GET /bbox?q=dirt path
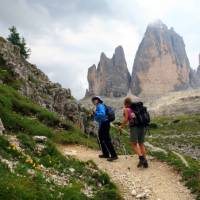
[58,145,195,200]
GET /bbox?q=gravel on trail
[58,145,195,200]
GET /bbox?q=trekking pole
[111,124,128,158]
[96,134,102,151]
[86,130,90,149]
[110,123,129,135]
[119,129,128,159]
[145,127,151,136]
[120,129,127,156]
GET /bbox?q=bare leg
[139,143,147,158]
[131,143,142,156]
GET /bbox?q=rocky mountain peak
[100,52,108,61]
[114,45,125,56]
[197,65,200,75]
[198,54,200,73]
[85,21,199,98]
[88,64,96,72]
[130,21,191,96]
[85,46,130,97]
[188,54,200,88]
[113,45,126,67]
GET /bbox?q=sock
[139,156,145,161]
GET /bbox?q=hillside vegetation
[0,82,121,200]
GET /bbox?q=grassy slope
[0,82,121,200]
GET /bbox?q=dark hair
[124,97,132,106]
[91,96,103,103]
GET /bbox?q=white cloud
[136,0,178,21]
[0,0,200,99]
[29,17,140,98]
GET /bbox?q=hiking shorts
[130,126,145,144]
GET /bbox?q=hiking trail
[58,145,195,200]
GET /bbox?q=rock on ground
[0,118,5,135]
[33,136,48,143]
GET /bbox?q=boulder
[0,118,5,135]
[33,136,48,143]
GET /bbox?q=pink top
[125,107,135,122]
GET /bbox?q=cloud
[0,0,199,99]
[0,0,50,33]
[29,17,140,98]
[135,0,178,21]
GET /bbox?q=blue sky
[0,0,199,99]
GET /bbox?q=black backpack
[104,104,115,122]
[130,102,150,127]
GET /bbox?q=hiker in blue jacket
[91,96,118,161]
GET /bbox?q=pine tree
[20,37,31,59]
[7,26,31,59]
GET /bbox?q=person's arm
[94,104,106,122]
[119,108,129,129]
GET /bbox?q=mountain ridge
[85,20,200,98]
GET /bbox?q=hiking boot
[137,160,144,168]
[99,155,109,158]
[143,159,149,168]
[107,156,118,162]
[137,156,145,168]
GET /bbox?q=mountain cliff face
[130,20,191,96]
[190,66,200,88]
[0,37,93,133]
[85,46,131,97]
[198,66,200,79]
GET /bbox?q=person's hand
[89,110,95,116]
[90,110,94,115]
[89,110,95,120]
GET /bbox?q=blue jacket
[94,103,108,126]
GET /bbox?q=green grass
[110,126,132,155]
[111,114,200,199]
[0,65,25,89]
[147,115,200,199]
[148,150,200,199]
[149,115,200,136]
[0,82,121,200]
[0,134,120,200]
[0,83,97,148]
[147,115,200,155]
